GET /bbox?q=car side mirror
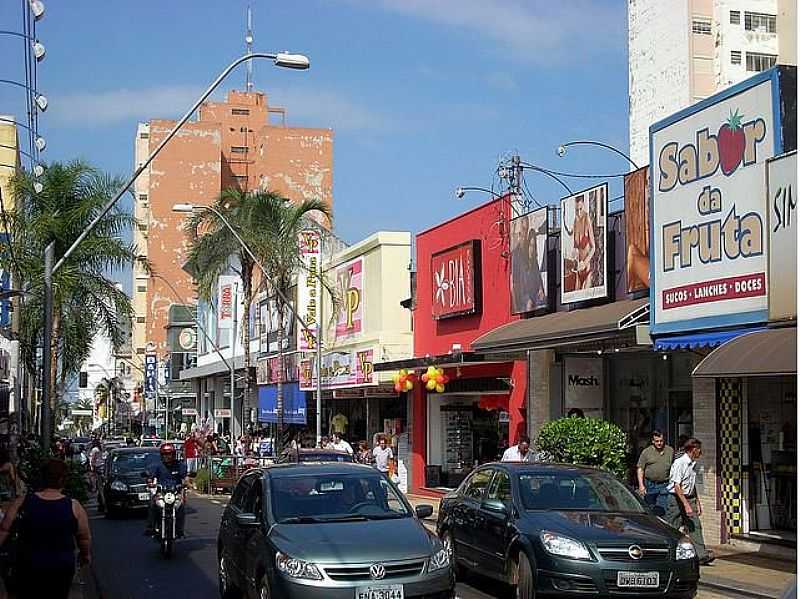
[483,499,509,515]
[415,504,434,519]
[235,513,260,528]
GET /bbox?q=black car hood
[270,518,435,563]
[520,511,681,545]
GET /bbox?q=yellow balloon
[435,384,445,393]
[392,373,401,384]
[426,379,437,391]
[400,369,408,377]
[426,366,437,376]
[404,380,413,391]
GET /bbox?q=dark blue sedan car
[437,463,699,598]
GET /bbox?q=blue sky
[0,0,630,255]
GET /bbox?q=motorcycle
[147,481,184,558]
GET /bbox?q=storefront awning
[374,351,498,372]
[693,327,797,378]
[654,328,762,350]
[471,298,648,352]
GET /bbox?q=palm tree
[185,189,330,444]
[0,161,142,437]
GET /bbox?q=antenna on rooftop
[245,5,254,91]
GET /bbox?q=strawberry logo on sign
[718,109,747,175]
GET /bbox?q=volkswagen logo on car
[369,563,386,580]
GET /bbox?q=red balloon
[394,383,403,392]
[421,373,430,382]
[442,375,450,384]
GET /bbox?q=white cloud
[354,0,623,63]
[49,85,207,127]
[486,72,519,93]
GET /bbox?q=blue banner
[145,354,157,396]
[258,382,306,424]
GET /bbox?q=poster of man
[561,183,608,303]
[510,207,549,314]
[624,166,650,292]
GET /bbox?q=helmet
[160,443,176,458]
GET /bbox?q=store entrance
[426,395,507,490]
[745,376,796,537]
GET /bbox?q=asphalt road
[87,493,732,599]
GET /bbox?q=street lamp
[0,117,47,155]
[0,31,46,62]
[455,186,503,200]
[39,50,310,452]
[172,202,324,447]
[556,140,639,170]
[28,0,45,20]
[0,80,47,113]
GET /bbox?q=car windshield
[518,471,646,514]
[111,452,159,474]
[271,473,411,523]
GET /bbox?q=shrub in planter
[536,417,627,479]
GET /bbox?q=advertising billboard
[510,207,549,314]
[650,71,781,334]
[624,166,651,293]
[299,347,376,391]
[258,290,295,354]
[431,240,481,319]
[335,256,364,340]
[297,229,321,351]
[561,183,608,304]
[767,151,797,322]
[217,276,238,330]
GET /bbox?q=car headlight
[428,548,450,572]
[163,492,176,505]
[540,531,592,560]
[676,536,697,560]
[275,552,323,580]
[110,480,128,492]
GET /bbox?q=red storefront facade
[401,195,528,493]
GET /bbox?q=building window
[139,132,149,139]
[746,51,777,72]
[136,316,146,323]
[731,50,742,65]
[730,10,741,25]
[744,11,777,33]
[230,146,248,154]
[692,18,712,35]
[231,108,250,116]
[137,285,147,293]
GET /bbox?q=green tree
[536,417,628,479]
[0,161,141,437]
[185,189,330,443]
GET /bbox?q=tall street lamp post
[39,51,310,452]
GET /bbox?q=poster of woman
[561,183,608,303]
[510,207,549,314]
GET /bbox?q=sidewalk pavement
[405,494,797,598]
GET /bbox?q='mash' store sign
[650,71,783,334]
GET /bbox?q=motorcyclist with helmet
[144,443,188,538]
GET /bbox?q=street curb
[699,574,786,599]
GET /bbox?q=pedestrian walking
[356,441,373,465]
[184,434,199,475]
[501,435,536,462]
[665,438,715,565]
[331,432,354,455]
[372,437,394,473]
[636,430,673,511]
[0,459,92,599]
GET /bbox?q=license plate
[355,585,404,599]
[138,493,150,501]
[617,571,659,588]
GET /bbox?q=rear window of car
[518,472,646,513]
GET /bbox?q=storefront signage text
[299,348,376,390]
[336,257,364,339]
[297,230,321,351]
[767,151,797,321]
[651,74,778,334]
[217,275,238,330]
[431,240,481,319]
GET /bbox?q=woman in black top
[0,459,92,598]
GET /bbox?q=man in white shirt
[372,436,394,474]
[666,438,714,565]
[501,435,535,463]
[331,432,354,455]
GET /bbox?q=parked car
[277,448,354,464]
[99,447,162,517]
[218,462,454,599]
[437,463,700,598]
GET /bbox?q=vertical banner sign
[335,257,364,340]
[431,240,481,319]
[510,207,549,314]
[561,183,608,303]
[144,354,157,398]
[650,72,777,334]
[297,230,321,351]
[767,151,797,322]
[624,166,651,293]
[217,275,238,330]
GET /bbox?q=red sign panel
[431,240,481,319]
[662,272,766,310]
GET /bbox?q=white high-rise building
[628,0,794,167]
